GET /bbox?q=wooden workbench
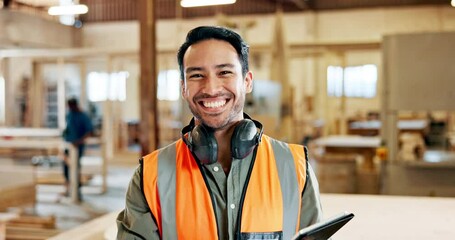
[313,135,381,169]
[0,135,79,203]
[348,119,428,136]
[0,127,108,203]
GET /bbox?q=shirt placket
[207,163,228,239]
[227,160,240,240]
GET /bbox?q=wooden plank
[48,211,119,240]
[0,139,63,150]
[6,226,60,240]
[0,213,18,240]
[3,214,59,240]
[31,61,43,128]
[0,48,137,58]
[7,215,55,229]
[35,172,92,185]
[0,128,61,137]
[0,167,36,212]
[0,185,36,212]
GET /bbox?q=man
[62,98,93,201]
[116,26,324,239]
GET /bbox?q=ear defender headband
[181,113,263,165]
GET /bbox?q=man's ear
[244,71,253,93]
[181,79,187,98]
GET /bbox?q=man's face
[181,39,253,130]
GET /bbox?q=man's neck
[213,126,235,175]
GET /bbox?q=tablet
[292,211,355,240]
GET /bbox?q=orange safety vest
[142,135,307,240]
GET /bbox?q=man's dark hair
[67,98,80,111]
[177,26,250,80]
[67,98,78,107]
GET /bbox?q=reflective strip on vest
[142,135,306,240]
[271,138,306,239]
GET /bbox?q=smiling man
[116,26,324,240]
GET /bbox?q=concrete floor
[32,164,137,231]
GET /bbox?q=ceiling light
[452,0,455,7]
[48,4,88,15]
[180,0,236,8]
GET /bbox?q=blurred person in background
[62,97,93,202]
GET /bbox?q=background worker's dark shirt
[64,111,93,143]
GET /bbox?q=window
[327,66,344,97]
[87,71,128,102]
[327,64,378,98]
[157,70,180,101]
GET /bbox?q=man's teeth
[203,100,226,108]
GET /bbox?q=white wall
[81,21,139,50]
[0,10,79,48]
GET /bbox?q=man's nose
[202,74,222,94]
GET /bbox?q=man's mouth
[201,100,227,108]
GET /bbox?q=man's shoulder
[69,111,90,119]
[262,134,304,147]
[142,139,182,161]
[261,134,307,154]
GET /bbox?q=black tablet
[292,211,355,240]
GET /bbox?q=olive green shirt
[116,151,324,240]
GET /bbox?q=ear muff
[189,124,218,165]
[181,114,263,165]
[231,119,261,159]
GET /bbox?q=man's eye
[189,74,203,79]
[219,71,232,75]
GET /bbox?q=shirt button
[213,166,219,172]
[230,204,235,209]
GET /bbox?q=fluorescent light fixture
[180,0,236,8]
[48,4,88,15]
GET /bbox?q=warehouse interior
[1,0,455,239]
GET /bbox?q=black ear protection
[181,113,263,165]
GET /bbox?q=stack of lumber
[4,214,60,240]
[0,166,36,212]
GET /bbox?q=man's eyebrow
[215,64,235,69]
[186,64,234,73]
[185,67,204,73]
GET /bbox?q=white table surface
[0,139,64,149]
[314,135,382,148]
[0,128,62,137]
[349,120,428,130]
[321,193,455,240]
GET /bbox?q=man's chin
[200,120,225,130]
[199,116,230,130]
